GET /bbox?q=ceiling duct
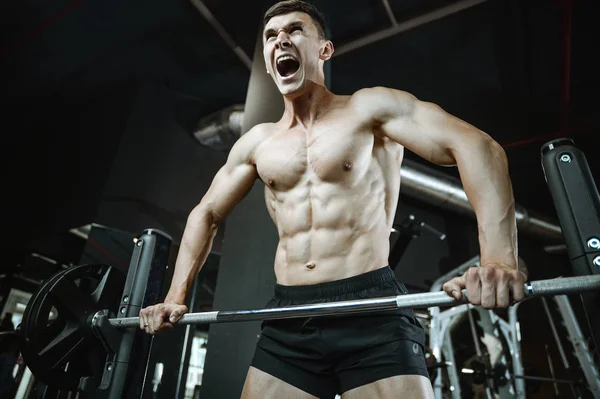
[192,106,563,242]
[193,105,245,152]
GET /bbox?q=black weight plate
[20,264,125,390]
[19,268,69,338]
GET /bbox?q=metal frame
[429,302,468,398]
[193,0,494,75]
[189,0,252,70]
[334,0,491,57]
[490,303,525,398]
[429,256,480,398]
[381,0,398,26]
[554,295,600,398]
[429,302,526,399]
[428,256,526,398]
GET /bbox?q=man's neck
[281,82,333,129]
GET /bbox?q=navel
[305,262,316,270]
[343,161,353,171]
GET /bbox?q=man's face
[263,12,328,96]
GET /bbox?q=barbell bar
[107,274,600,329]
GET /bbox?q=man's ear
[319,40,334,61]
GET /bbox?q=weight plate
[20,264,125,390]
[19,268,69,342]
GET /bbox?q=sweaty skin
[140,9,526,351]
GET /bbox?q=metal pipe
[193,104,245,151]
[540,297,570,369]
[334,0,490,57]
[553,295,600,396]
[109,275,600,328]
[400,160,563,241]
[381,0,398,26]
[189,0,252,70]
[513,375,577,385]
[467,308,494,399]
[545,344,561,396]
[467,309,484,357]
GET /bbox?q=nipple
[343,161,353,171]
[306,262,316,270]
[268,179,276,187]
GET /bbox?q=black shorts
[250,266,428,398]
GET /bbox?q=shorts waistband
[274,266,395,301]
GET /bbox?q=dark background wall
[1,0,598,397]
[3,0,597,283]
[93,82,228,246]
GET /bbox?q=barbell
[108,274,600,328]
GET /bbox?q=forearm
[165,207,219,304]
[455,139,518,268]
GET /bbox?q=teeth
[277,55,297,65]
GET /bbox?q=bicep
[199,161,257,222]
[195,130,262,222]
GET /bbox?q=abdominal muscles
[269,162,393,286]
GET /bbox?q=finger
[150,307,168,333]
[139,310,146,330]
[466,267,481,306]
[140,310,150,331]
[142,313,151,334]
[443,276,466,300]
[152,306,170,332]
[143,308,157,334]
[479,267,496,309]
[495,272,510,308]
[511,271,526,302]
[169,307,185,324]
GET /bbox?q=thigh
[241,366,319,399]
[341,375,434,399]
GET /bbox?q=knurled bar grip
[108,274,600,329]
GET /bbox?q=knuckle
[514,270,526,281]
[480,267,495,279]
[467,273,479,284]
[469,297,481,306]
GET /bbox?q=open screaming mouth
[276,55,300,77]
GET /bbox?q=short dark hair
[263,1,327,39]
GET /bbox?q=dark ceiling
[1,0,598,282]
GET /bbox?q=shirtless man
[139,1,527,397]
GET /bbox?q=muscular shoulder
[229,123,274,165]
[243,122,275,143]
[349,86,417,123]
